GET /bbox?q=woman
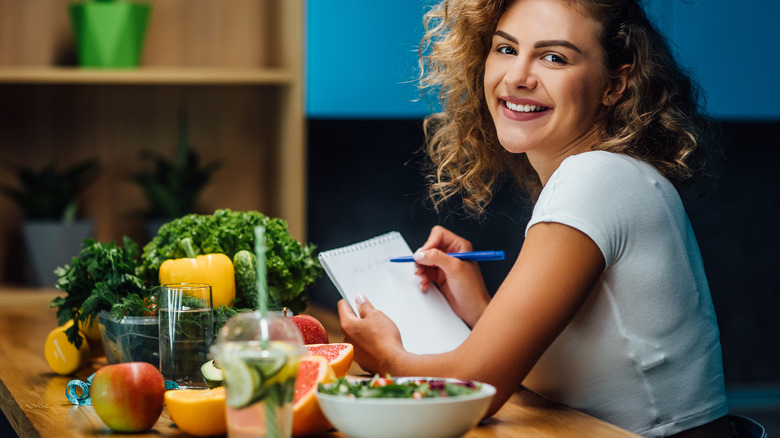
[337,0,730,436]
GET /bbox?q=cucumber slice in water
[201,360,224,388]
[217,342,293,408]
[222,357,263,408]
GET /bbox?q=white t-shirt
[523,151,728,437]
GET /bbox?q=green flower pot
[69,0,152,68]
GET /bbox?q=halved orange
[292,356,335,436]
[305,343,354,378]
[165,387,227,437]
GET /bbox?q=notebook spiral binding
[319,231,401,257]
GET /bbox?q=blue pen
[389,250,505,263]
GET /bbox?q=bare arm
[339,222,605,416]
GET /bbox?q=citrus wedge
[292,356,335,436]
[305,343,354,378]
[165,387,227,437]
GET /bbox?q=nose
[504,57,537,90]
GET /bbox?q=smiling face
[484,0,611,171]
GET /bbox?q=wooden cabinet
[0,0,306,283]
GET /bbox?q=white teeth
[505,101,545,112]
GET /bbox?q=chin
[496,136,533,154]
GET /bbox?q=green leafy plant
[0,158,101,222]
[129,111,222,221]
[51,236,154,349]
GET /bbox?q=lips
[499,98,551,121]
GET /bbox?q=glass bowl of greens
[98,310,159,365]
[316,375,496,438]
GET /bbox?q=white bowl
[315,377,496,438]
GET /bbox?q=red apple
[289,314,329,344]
[90,362,166,432]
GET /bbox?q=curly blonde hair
[419,0,712,217]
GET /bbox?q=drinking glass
[159,283,214,389]
[211,311,306,438]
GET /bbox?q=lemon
[43,324,90,376]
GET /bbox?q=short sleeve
[525,152,653,267]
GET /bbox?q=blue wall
[306,0,780,120]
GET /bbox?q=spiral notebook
[318,231,471,355]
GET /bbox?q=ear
[601,64,631,106]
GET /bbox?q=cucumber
[201,360,224,388]
[221,356,263,408]
[216,344,292,408]
[233,250,258,308]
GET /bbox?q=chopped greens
[318,375,481,399]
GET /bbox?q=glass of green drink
[211,311,305,438]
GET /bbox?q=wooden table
[0,286,639,438]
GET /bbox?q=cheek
[563,73,605,117]
[483,57,502,96]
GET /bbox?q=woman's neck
[528,128,602,186]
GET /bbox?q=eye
[542,53,567,64]
[496,45,517,56]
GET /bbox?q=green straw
[254,226,281,438]
[254,226,269,317]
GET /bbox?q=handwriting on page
[351,258,389,275]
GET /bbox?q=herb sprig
[50,237,154,348]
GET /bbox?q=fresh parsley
[50,237,153,348]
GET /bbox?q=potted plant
[68,0,152,68]
[129,110,222,239]
[0,158,102,287]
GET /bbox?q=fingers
[419,225,473,253]
[419,225,448,251]
[337,298,356,320]
[337,294,375,320]
[413,248,465,271]
[353,293,375,318]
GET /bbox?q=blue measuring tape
[65,374,94,405]
[65,374,179,405]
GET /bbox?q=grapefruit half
[305,343,354,377]
[292,356,335,436]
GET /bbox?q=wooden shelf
[0,67,294,85]
[0,0,307,285]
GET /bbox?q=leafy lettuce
[141,209,322,314]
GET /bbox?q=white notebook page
[318,231,471,355]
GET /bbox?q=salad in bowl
[316,375,496,438]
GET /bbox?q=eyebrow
[493,30,583,54]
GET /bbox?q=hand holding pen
[390,250,505,263]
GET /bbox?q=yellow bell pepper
[159,238,236,308]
